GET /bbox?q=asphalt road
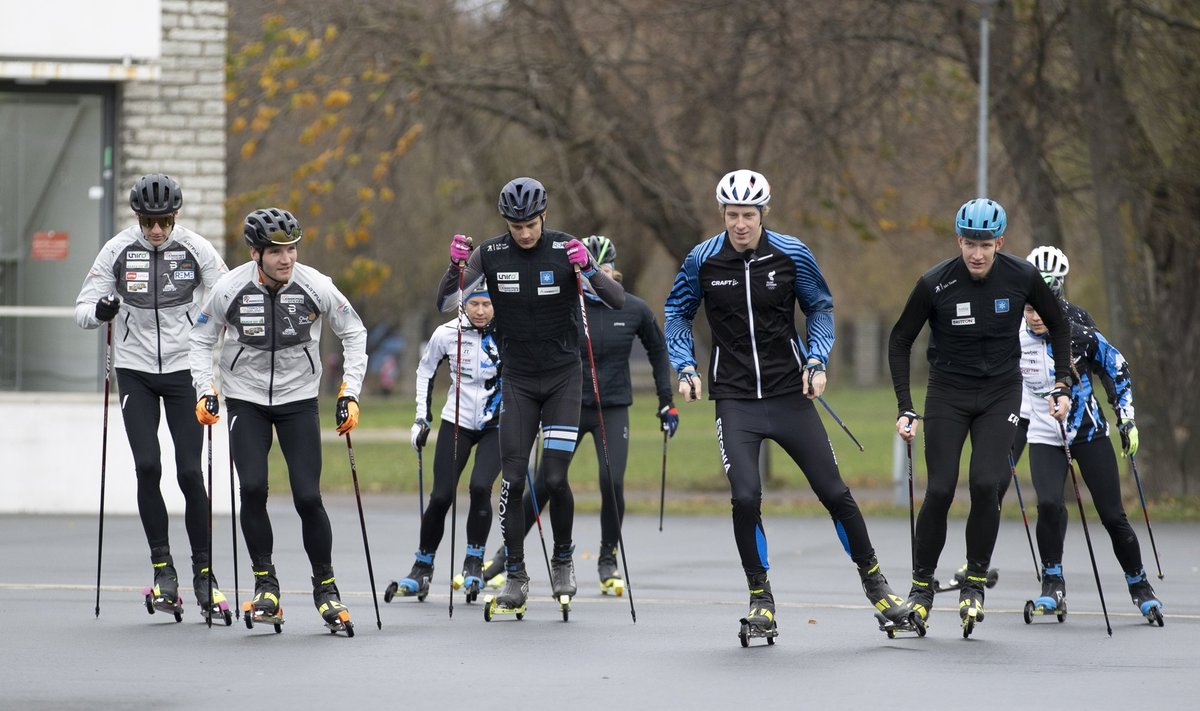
[2,495,1196,710]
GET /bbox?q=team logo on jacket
[242,294,264,304]
[956,302,971,316]
[126,250,149,260]
[994,299,1010,313]
[496,272,519,281]
[765,270,777,290]
[710,279,739,287]
[539,271,554,285]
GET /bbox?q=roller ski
[933,564,999,594]
[313,569,353,637]
[193,561,232,626]
[897,573,935,636]
[738,573,778,647]
[1126,570,1164,627]
[1023,564,1066,624]
[451,545,486,603]
[384,550,433,603]
[861,559,923,638]
[597,542,625,596]
[958,570,988,638]
[481,548,506,589]
[142,554,184,623]
[242,565,284,633]
[483,563,529,622]
[550,543,577,621]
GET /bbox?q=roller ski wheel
[1144,605,1165,627]
[323,609,354,637]
[1022,598,1067,624]
[456,551,485,604]
[241,601,284,633]
[384,573,431,603]
[738,618,778,647]
[482,594,525,622]
[1127,571,1164,627]
[600,576,625,596]
[933,567,999,594]
[452,573,483,604]
[142,587,184,623]
[557,594,572,622]
[201,600,234,627]
[959,595,985,639]
[875,610,926,639]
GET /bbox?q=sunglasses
[138,215,176,230]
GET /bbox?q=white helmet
[716,169,771,207]
[1027,245,1070,277]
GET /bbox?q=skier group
[75,170,1164,641]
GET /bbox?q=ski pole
[1128,455,1163,579]
[449,263,465,618]
[229,424,239,614]
[906,438,916,571]
[94,321,113,618]
[524,429,553,588]
[798,344,863,451]
[205,424,214,628]
[576,266,636,622]
[416,446,425,518]
[1009,455,1041,582]
[658,430,668,532]
[345,433,383,630]
[1059,422,1112,636]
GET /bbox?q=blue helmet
[955,198,1007,239]
[497,177,548,221]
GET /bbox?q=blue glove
[657,404,679,438]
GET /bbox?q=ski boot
[313,568,353,637]
[142,551,184,622]
[959,569,988,638]
[904,571,935,630]
[242,564,283,633]
[483,563,529,622]
[384,550,433,603]
[1126,569,1164,627]
[452,544,486,603]
[192,559,232,626]
[861,558,922,638]
[933,563,999,594]
[738,573,778,647]
[597,541,624,596]
[1023,564,1066,624]
[550,543,577,621]
[481,547,506,588]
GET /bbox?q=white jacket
[416,316,501,431]
[75,225,226,373]
[190,261,367,406]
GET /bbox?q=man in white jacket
[75,173,228,622]
[189,207,367,634]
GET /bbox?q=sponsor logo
[1007,413,1020,426]
[280,316,298,336]
[498,284,520,293]
[243,325,265,337]
[126,260,149,269]
[994,298,1010,313]
[485,242,508,252]
[280,294,304,304]
[240,306,265,314]
[240,316,265,325]
[765,269,777,290]
[164,250,186,260]
[126,271,148,282]
[539,271,554,285]
[951,317,975,326]
[287,304,297,314]
[934,279,958,293]
[298,313,315,325]
[709,279,739,287]
[496,271,519,281]
[128,283,148,293]
[197,311,209,324]
[613,321,626,327]
[552,241,567,249]
[125,250,149,260]
[173,270,194,280]
[242,294,264,304]
[956,302,971,317]
[538,286,560,295]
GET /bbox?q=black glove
[657,404,680,438]
[898,409,922,431]
[410,417,431,452]
[95,295,121,322]
[335,395,360,434]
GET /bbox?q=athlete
[189,207,367,634]
[386,284,502,603]
[1019,303,1161,623]
[888,197,1073,635]
[665,169,909,642]
[75,173,229,620]
[480,235,677,596]
[437,178,624,616]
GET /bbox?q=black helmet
[497,177,548,221]
[583,235,616,265]
[129,174,183,216]
[243,208,303,249]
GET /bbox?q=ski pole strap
[898,409,923,430]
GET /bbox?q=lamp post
[976,0,998,197]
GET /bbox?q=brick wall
[119,1,228,255]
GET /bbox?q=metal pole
[976,0,995,197]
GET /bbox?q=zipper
[743,260,762,398]
[268,289,277,405]
[152,246,162,372]
[712,347,720,383]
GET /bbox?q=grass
[267,386,1200,519]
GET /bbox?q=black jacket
[579,292,674,409]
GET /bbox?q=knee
[133,458,163,482]
[292,489,324,518]
[541,461,570,492]
[968,480,1000,506]
[468,483,492,502]
[240,481,268,510]
[1036,501,1063,521]
[730,491,761,516]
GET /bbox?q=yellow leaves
[340,256,392,297]
[323,89,353,109]
[394,123,425,158]
[231,116,248,134]
[324,25,339,42]
[347,153,362,167]
[299,113,341,145]
[878,218,899,232]
[259,73,280,99]
[240,139,258,161]
[337,126,354,146]
[251,105,280,133]
[371,161,390,183]
[243,41,265,58]
[291,91,318,110]
[283,78,298,91]
[379,187,395,203]
[357,187,376,202]
[304,39,322,61]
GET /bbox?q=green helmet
[583,235,616,266]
